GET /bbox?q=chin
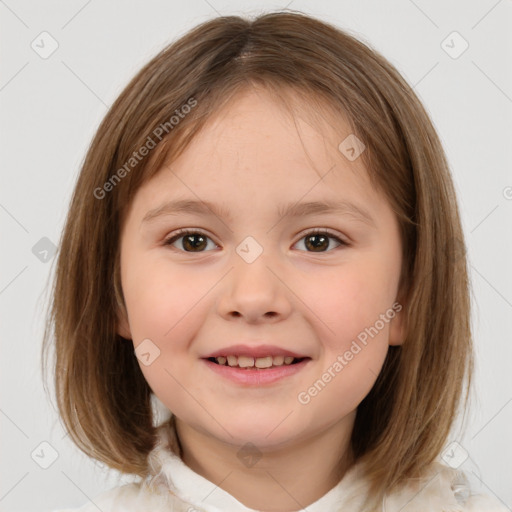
[217,416,301,449]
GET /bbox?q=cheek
[121,256,212,414]
[298,263,396,410]
[306,262,396,347]
[305,341,389,416]
[299,277,392,409]
[122,255,211,342]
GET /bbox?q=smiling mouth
[206,355,309,369]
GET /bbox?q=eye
[164,229,218,253]
[293,228,347,253]
[163,228,348,253]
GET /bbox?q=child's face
[117,87,404,450]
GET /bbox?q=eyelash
[163,228,348,253]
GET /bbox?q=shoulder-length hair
[42,10,473,509]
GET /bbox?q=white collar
[145,422,368,512]
[152,445,363,512]
[143,421,502,512]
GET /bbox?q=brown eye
[294,230,346,253]
[164,230,217,252]
[164,229,347,254]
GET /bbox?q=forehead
[197,86,357,164]
[125,85,388,226]
[164,88,369,185]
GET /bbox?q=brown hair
[42,10,473,509]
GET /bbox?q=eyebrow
[141,198,376,227]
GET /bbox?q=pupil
[306,234,328,252]
[184,234,207,251]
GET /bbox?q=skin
[117,86,405,511]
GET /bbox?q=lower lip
[202,358,311,385]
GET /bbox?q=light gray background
[1,1,511,511]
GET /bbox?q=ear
[116,308,132,340]
[114,272,132,340]
[388,298,406,347]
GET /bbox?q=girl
[44,10,507,512]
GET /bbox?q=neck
[173,413,355,512]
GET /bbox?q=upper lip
[203,344,310,359]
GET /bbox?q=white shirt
[54,423,508,512]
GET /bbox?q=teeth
[255,356,273,368]
[238,356,254,368]
[273,355,284,366]
[214,355,298,368]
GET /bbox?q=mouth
[201,344,312,385]
[205,355,310,370]
[201,355,312,386]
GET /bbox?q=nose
[216,249,293,324]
